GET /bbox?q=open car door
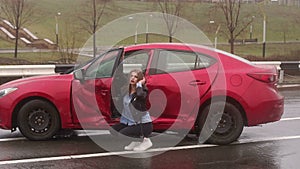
[71,48,123,129]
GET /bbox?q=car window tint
[85,50,120,79]
[195,53,216,69]
[122,50,150,74]
[156,50,215,74]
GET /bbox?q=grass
[0,52,63,64]
[218,42,300,60]
[0,0,300,63]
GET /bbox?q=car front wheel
[17,99,61,140]
[198,102,244,145]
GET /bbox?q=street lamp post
[135,23,139,45]
[249,16,255,39]
[146,19,149,43]
[145,14,153,43]
[55,12,61,48]
[262,15,266,58]
[210,21,220,48]
[128,16,139,45]
[250,24,253,39]
[214,24,221,48]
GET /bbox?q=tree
[59,20,78,64]
[215,0,254,54]
[156,0,183,43]
[0,0,35,58]
[78,0,109,58]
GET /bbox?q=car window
[122,50,150,74]
[155,50,215,74]
[85,49,121,79]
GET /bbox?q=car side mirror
[73,69,85,83]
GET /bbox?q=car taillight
[247,73,278,83]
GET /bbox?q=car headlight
[0,87,18,98]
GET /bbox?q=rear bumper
[246,97,284,126]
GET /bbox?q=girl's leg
[140,122,153,138]
[118,125,143,150]
[110,123,127,136]
[119,124,142,137]
[133,123,153,151]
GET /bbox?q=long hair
[128,69,144,94]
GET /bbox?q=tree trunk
[230,33,234,54]
[230,40,234,54]
[169,36,172,43]
[93,33,96,58]
[14,29,19,58]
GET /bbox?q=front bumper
[0,97,14,130]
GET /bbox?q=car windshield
[65,49,119,74]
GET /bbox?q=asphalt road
[0,88,299,169]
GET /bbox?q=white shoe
[133,138,152,151]
[124,141,141,151]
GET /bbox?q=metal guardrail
[0,61,299,80]
[0,65,55,77]
[0,64,76,77]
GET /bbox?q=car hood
[0,74,74,89]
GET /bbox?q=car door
[146,49,218,129]
[110,49,152,117]
[71,48,123,128]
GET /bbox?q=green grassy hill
[0,0,300,61]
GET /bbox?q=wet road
[0,88,299,169]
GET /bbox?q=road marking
[1,135,300,165]
[280,117,300,121]
[236,135,300,144]
[0,130,109,142]
[0,117,300,143]
[0,137,26,142]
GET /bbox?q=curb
[278,84,300,90]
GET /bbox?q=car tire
[198,102,244,145]
[17,99,61,140]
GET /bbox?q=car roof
[124,43,213,52]
[123,43,252,65]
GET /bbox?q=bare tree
[216,0,254,54]
[0,0,35,58]
[78,0,109,57]
[156,0,183,42]
[59,21,78,64]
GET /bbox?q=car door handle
[100,89,108,96]
[96,88,108,96]
[189,80,206,86]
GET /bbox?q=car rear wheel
[198,102,244,145]
[17,100,61,140]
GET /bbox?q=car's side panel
[2,75,74,129]
[71,77,112,129]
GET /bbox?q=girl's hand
[139,77,146,85]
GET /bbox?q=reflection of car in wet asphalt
[0,43,283,145]
[0,88,299,168]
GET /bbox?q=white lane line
[280,117,300,121]
[1,117,300,142]
[0,130,109,142]
[0,144,217,165]
[236,135,300,144]
[0,137,26,142]
[1,135,300,165]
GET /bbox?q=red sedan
[0,43,284,144]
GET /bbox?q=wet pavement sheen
[0,89,299,169]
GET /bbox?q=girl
[111,69,153,151]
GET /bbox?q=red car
[0,43,284,144]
